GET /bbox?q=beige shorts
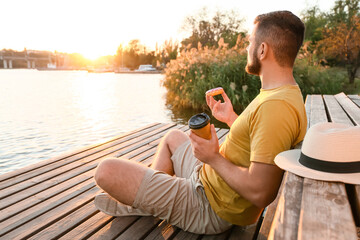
[132,141,232,234]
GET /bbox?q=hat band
[299,152,360,174]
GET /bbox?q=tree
[180,8,246,50]
[329,0,360,26]
[317,0,360,84]
[157,39,179,67]
[115,44,125,68]
[114,40,156,70]
[301,6,328,43]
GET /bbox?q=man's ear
[258,42,269,61]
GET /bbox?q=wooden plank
[258,182,284,240]
[113,124,184,157]
[27,201,99,239]
[143,220,179,240]
[201,227,232,240]
[0,124,234,240]
[141,127,229,167]
[298,179,358,240]
[0,178,96,237]
[0,123,162,183]
[131,125,189,156]
[0,123,171,195]
[323,95,354,125]
[0,169,95,222]
[0,124,180,208]
[268,172,304,240]
[1,124,186,238]
[115,216,162,240]
[309,95,328,127]
[0,186,102,239]
[258,96,310,240]
[322,94,360,232]
[0,123,175,192]
[172,230,199,240]
[348,94,360,108]
[87,216,139,240]
[346,184,360,227]
[356,185,360,225]
[58,212,114,240]
[335,92,360,125]
[228,224,257,240]
[305,94,311,130]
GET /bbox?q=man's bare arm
[209,157,283,208]
[189,125,284,208]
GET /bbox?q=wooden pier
[0,122,260,239]
[0,93,359,239]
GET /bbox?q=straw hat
[275,122,360,185]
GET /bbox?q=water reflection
[0,70,230,175]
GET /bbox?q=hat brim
[275,149,360,185]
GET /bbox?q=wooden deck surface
[1,93,359,240]
[0,122,259,239]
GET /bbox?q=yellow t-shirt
[199,85,307,225]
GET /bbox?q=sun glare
[82,50,109,61]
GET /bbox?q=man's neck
[259,65,297,90]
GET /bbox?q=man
[94,10,307,234]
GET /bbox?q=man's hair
[254,11,305,67]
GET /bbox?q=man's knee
[164,129,189,154]
[95,158,122,190]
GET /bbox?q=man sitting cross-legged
[94,10,307,234]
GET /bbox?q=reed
[163,38,345,112]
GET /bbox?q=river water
[0,70,180,175]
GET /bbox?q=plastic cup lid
[188,113,210,129]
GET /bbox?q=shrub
[294,58,345,97]
[163,38,346,113]
[162,38,260,112]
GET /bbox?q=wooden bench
[258,93,360,240]
[0,93,359,239]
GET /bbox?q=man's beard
[245,50,261,76]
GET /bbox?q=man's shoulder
[257,86,304,110]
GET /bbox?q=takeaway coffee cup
[188,113,211,140]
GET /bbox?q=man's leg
[94,129,189,205]
[95,158,147,206]
[150,129,189,175]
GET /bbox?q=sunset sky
[1,0,334,60]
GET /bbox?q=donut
[206,87,224,96]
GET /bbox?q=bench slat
[309,95,328,127]
[324,95,354,125]
[258,95,310,239]
[298,179,358,240]
[267,172,303,239]
[348,94,360,108]
[335,93,360,125]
